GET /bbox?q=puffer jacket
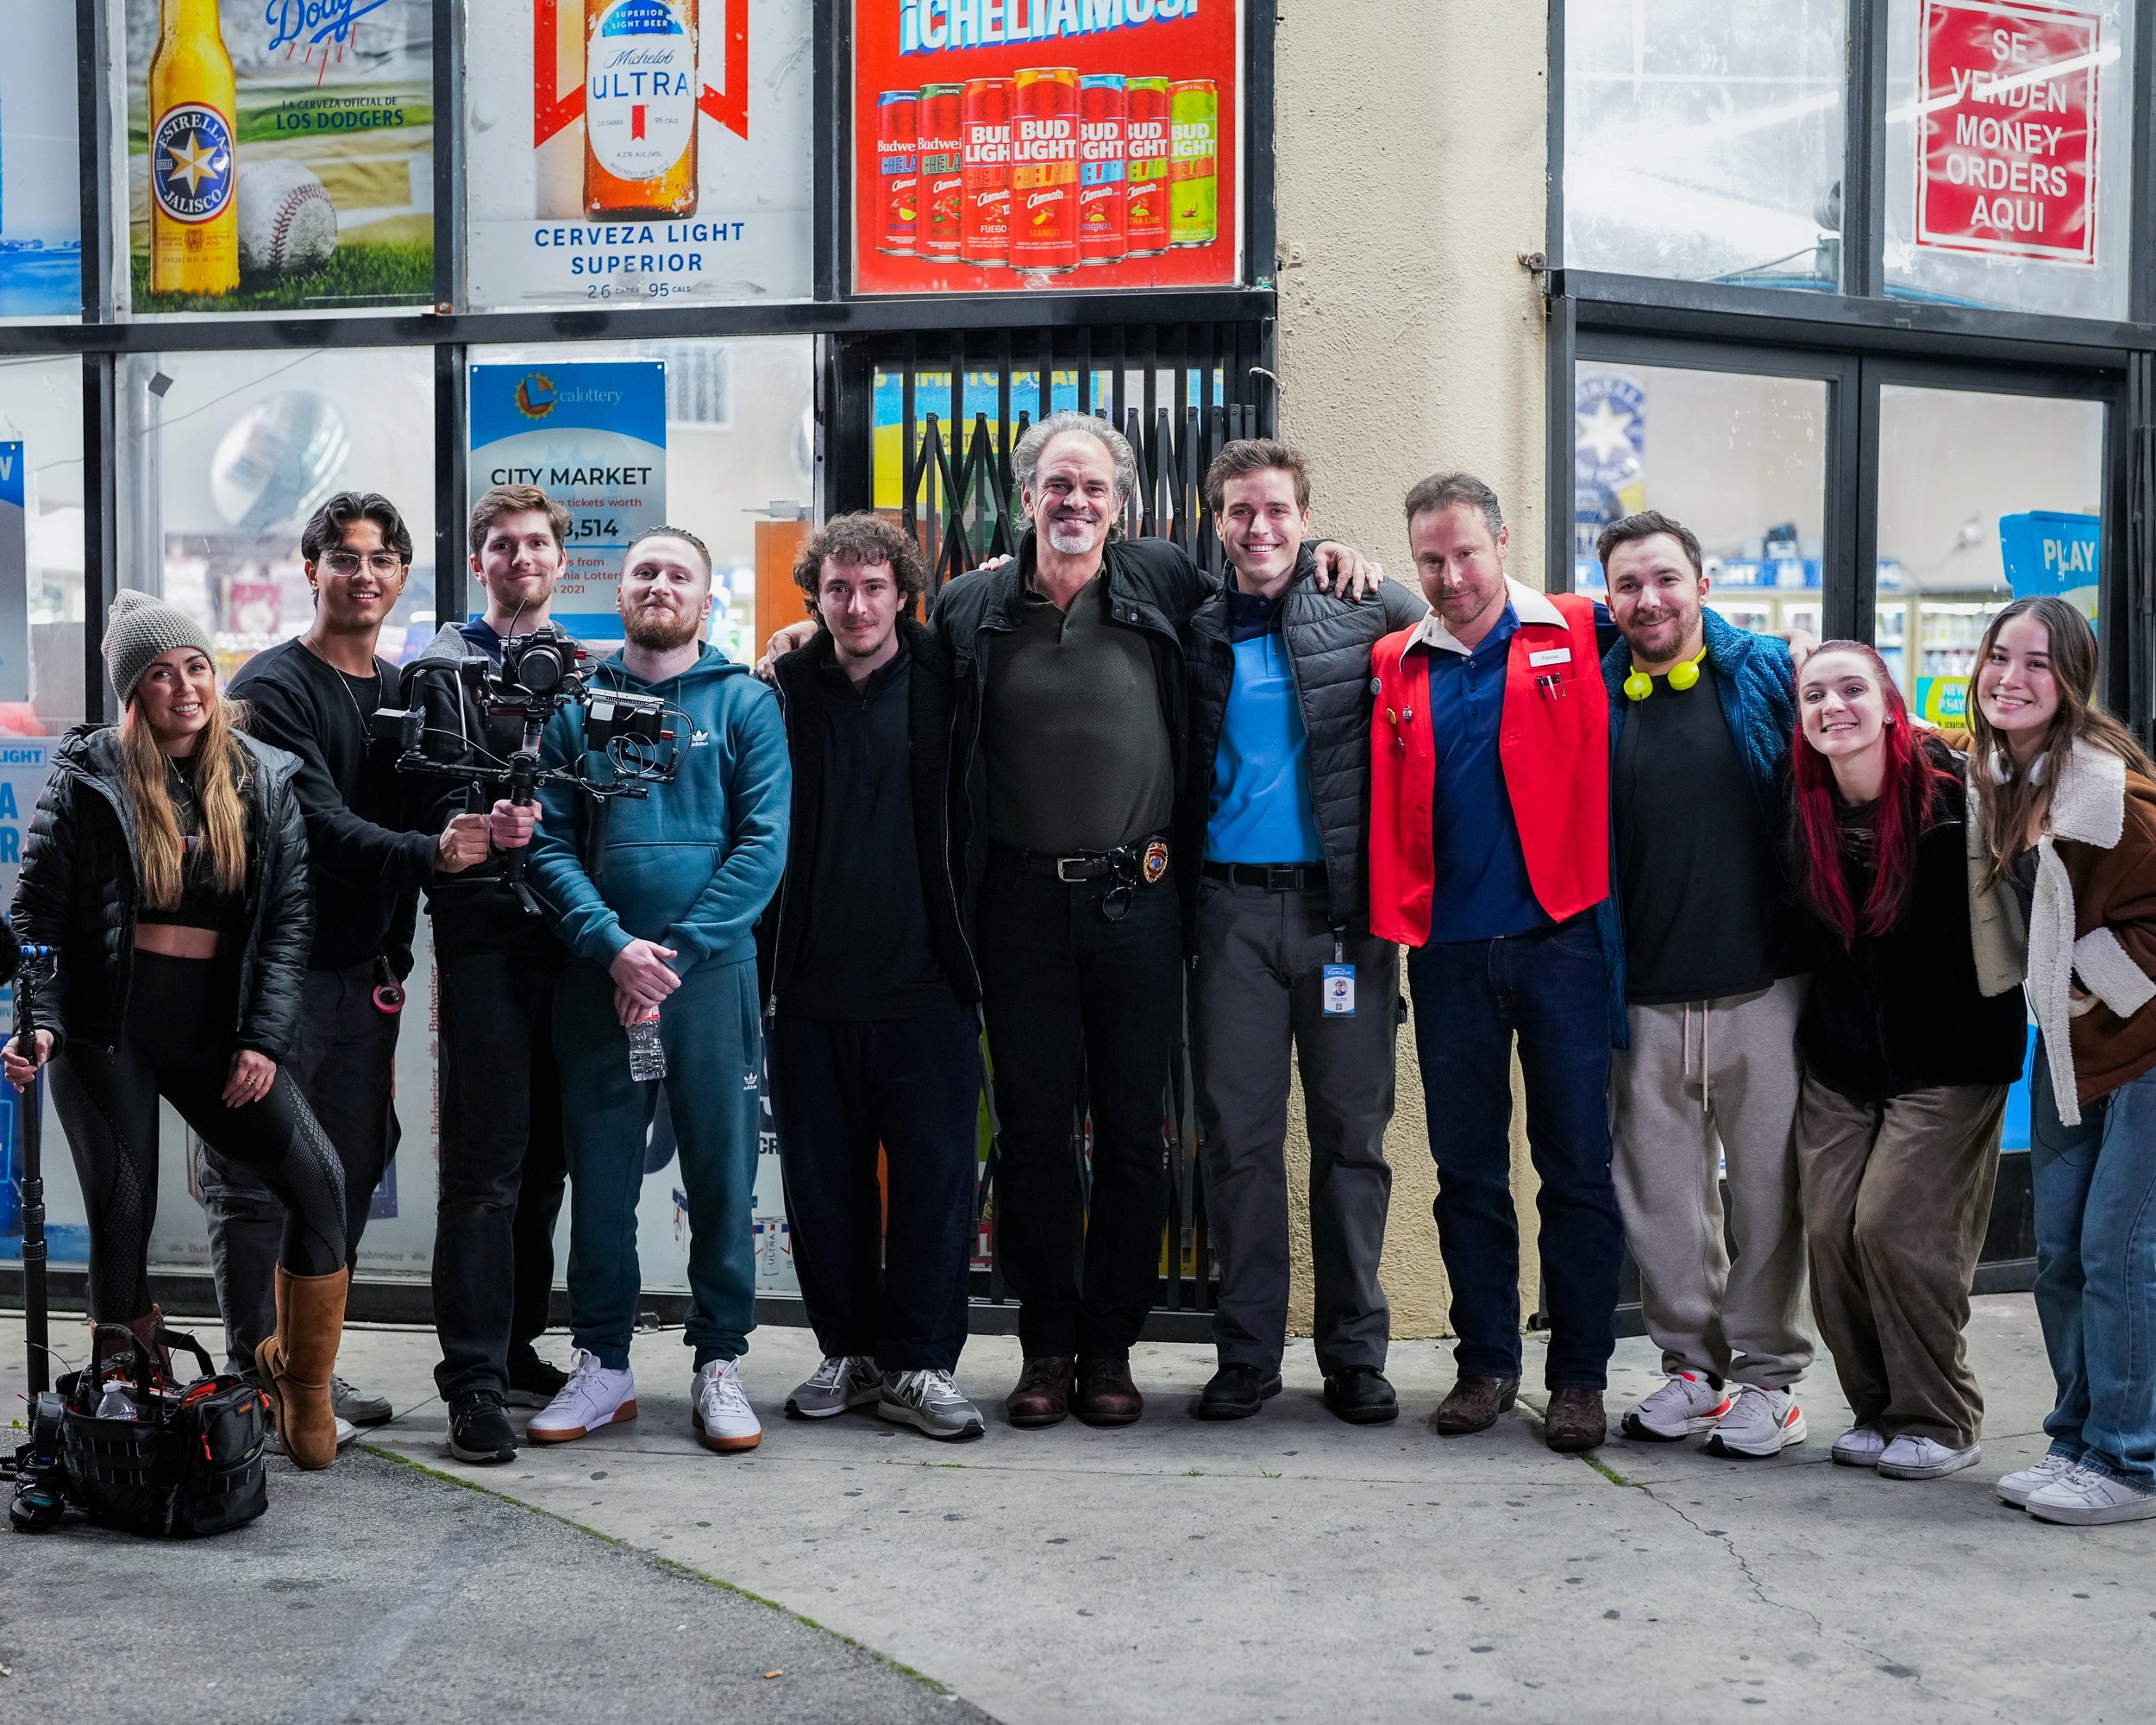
[1180,543,1426,944]
[9,726,314,1061]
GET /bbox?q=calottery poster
[125,0,434,315]
[0,1,82,319]
[467,362,667,641]
[463,1,812,310]
[851,0,1241,294]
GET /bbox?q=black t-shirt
[785,645,954,1021]
[1614,662,1783,1005]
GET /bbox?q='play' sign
[1917,0,2102,267]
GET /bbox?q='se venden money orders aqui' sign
[852,0,1240,294]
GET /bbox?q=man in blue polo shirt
[1182,440,1425,1425]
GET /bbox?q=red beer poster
[852,0,1240,293]
[1915,0,2101,266]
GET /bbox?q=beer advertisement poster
[467,362,668,642]
[851,1,1242,294]
[125,0,435,315]
[462,1,813,310]
[0,0,83,319]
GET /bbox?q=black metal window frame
[1545,0,2156,736]
[0,0,1279,728]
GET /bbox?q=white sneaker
[1877,1433,1981,1480]
[693,1358,762,1453]
[879,1369,987,1441]
[1703,1386,1808,1458]
[785,1354,881,1420]
[527,1348,637,1445]
[1619,1372,1733,1442]
[2026,1462,2156,1527]
[1831,1424,1889,1468]
[1999,1452,2081,1509]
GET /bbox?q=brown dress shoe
[1433,1374,1520,1435]
[1006,1355,1076,1428]
[1545,1386,1608,1452]
[1072,1356,1144,1427]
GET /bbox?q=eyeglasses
[320,550,405,578]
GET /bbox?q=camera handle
[11,944,53,1397]
[500,716,546,919]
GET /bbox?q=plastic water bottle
[628,1011,666,1082]
[97,1380,136,1421]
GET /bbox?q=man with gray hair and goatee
[932,412,1379,1428]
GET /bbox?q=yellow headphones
[1623,648,1706,703]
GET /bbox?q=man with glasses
[209,492,493,1436]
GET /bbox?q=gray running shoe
[878,1369,986,1441]
[271,1414,358,1455]
[331,1374,393,1427]
[785,1355,881,1420]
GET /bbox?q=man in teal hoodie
[518,526,790,1453]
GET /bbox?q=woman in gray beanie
[5,593,354,1471]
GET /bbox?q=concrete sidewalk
[9,1296,2154,1723]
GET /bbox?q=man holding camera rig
[400,484,582,1465]
[213,492,495,1435]
[523,526,790,1453]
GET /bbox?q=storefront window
[0,0,84,321]
[1874,383,2103,719]
[467,337,815,663]
[1572,360,1828,643]
[1883,0,2133,320]
[1564,1,1846,291]
[0,358,87,733]
[116,348,437,681]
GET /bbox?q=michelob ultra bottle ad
[126,0,434,314]
[461,0,812,310]
[852,0,1239,294]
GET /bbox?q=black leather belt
[991,837,1170,885]
[1202,862,1324,891]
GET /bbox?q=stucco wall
[1270,1,1552,1340]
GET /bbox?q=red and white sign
[1917,0,2102,266]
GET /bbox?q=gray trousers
[1610,978,1813,1390]
[1192,876,1398,1376]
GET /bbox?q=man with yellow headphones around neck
[1599,510,1812,1463]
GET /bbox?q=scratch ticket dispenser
[1999,511,2101,627]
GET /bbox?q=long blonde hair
[121,686,252,909]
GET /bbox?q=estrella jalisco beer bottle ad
[850,0,1239,294]
[127,0,434,314]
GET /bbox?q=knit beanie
[104,587,218,704]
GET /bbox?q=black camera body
[459,620,591,720]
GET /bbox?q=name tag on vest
[1528,648,1572,668]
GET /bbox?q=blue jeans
[2030,1040,2156,1485]
[1407,918,1622,1389]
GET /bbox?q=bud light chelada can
[1169,78,1219,249]
[960,76,1014,267]
[1078,73,1128,266]
[1124,76,1171,258]
[1011,66,1080,273]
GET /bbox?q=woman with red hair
[1788,643,2026,1484]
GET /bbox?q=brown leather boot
[1006,1355,1076,1428]
[1072,1356,1144,1427]
[1433,1374,1520,1435]
[256,1265,350,1471]
[1544,1387,1608,1453]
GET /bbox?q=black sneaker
[505,1348,571,1409]
[1323,1365,1400,1425]
[448,1389,519,1465]
[1193,1363,1282,1421]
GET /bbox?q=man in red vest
[1369,472,1623,1452]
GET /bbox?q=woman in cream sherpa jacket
[1968,596,2156,1527]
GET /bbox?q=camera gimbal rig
[5,932,67,1533]
[370,624,679,919]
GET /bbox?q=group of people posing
[8,413,2154,1533]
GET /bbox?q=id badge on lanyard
[1323,937,1355,1017]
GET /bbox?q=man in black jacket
[400,483,579,1463]
[1181,440,1426,1426]
[214,491,493,1428]
[761,513,986,1442]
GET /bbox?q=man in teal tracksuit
[518,525,790,1452]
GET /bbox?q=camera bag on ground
[53,1321,270,1537]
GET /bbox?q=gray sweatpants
[1609,977,1813,1390]
[1192,876,1398,1377]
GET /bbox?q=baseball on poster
[852,0,1241,294]
[462,0,812,309]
